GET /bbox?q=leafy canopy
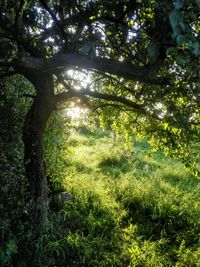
[0,0,199,173]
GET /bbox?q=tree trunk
[22,74,55,224]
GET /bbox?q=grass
[43,126,200,266]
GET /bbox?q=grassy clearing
[44,126,200,267]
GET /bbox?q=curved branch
[15,52,168,85]
[49,53,168,84]
[55,84,144,114]
[83,90,144,113]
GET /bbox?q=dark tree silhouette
[0,0,199,223]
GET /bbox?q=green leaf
[6,240,17,255]
[175,0,183,10]
[147,41,159,62]
[172,26,182,39]
[193,42,200,56]
[169,10,183,37]
[175,54,189,65]
[166,47,176,55]
[79,41,95,55]
[169,10,182,27]
[196,0,200,7]
[176,34,187,45]
[163,122,169,130]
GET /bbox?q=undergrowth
[1,125,199,266]
[42,126,200,267]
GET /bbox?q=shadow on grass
[161,172,200,192]
[123,198,199,247]
[98,155,133,177]
[73,161,94,173]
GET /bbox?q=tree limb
[55,84,144,114]
[49,53,168,84]
[82,89,144,113]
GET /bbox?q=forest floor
[43,126,200,266]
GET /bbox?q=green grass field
[42,126,200,267]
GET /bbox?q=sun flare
[66,105,88,120]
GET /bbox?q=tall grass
[40,126,200,266]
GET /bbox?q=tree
[0,0,199,224]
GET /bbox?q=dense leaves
[0,0,199,171]
[0,76,34,265]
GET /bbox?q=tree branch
[55,82,144,114]
[55,91,74,102]
[92,102,137,113]
[14,52,169,86]
[82,89,144,113]
[49,53,168,84]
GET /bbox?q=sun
[66,102,89,120]
[67,106,82,119]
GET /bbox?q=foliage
[0,0,200,265]
[44,107,71,183]
[0,76,33,266]
[0,0,199,171]
[20,125,199,267]
[91,101,200,175]
[1,103,200,266]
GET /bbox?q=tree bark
[22,73,55,224]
